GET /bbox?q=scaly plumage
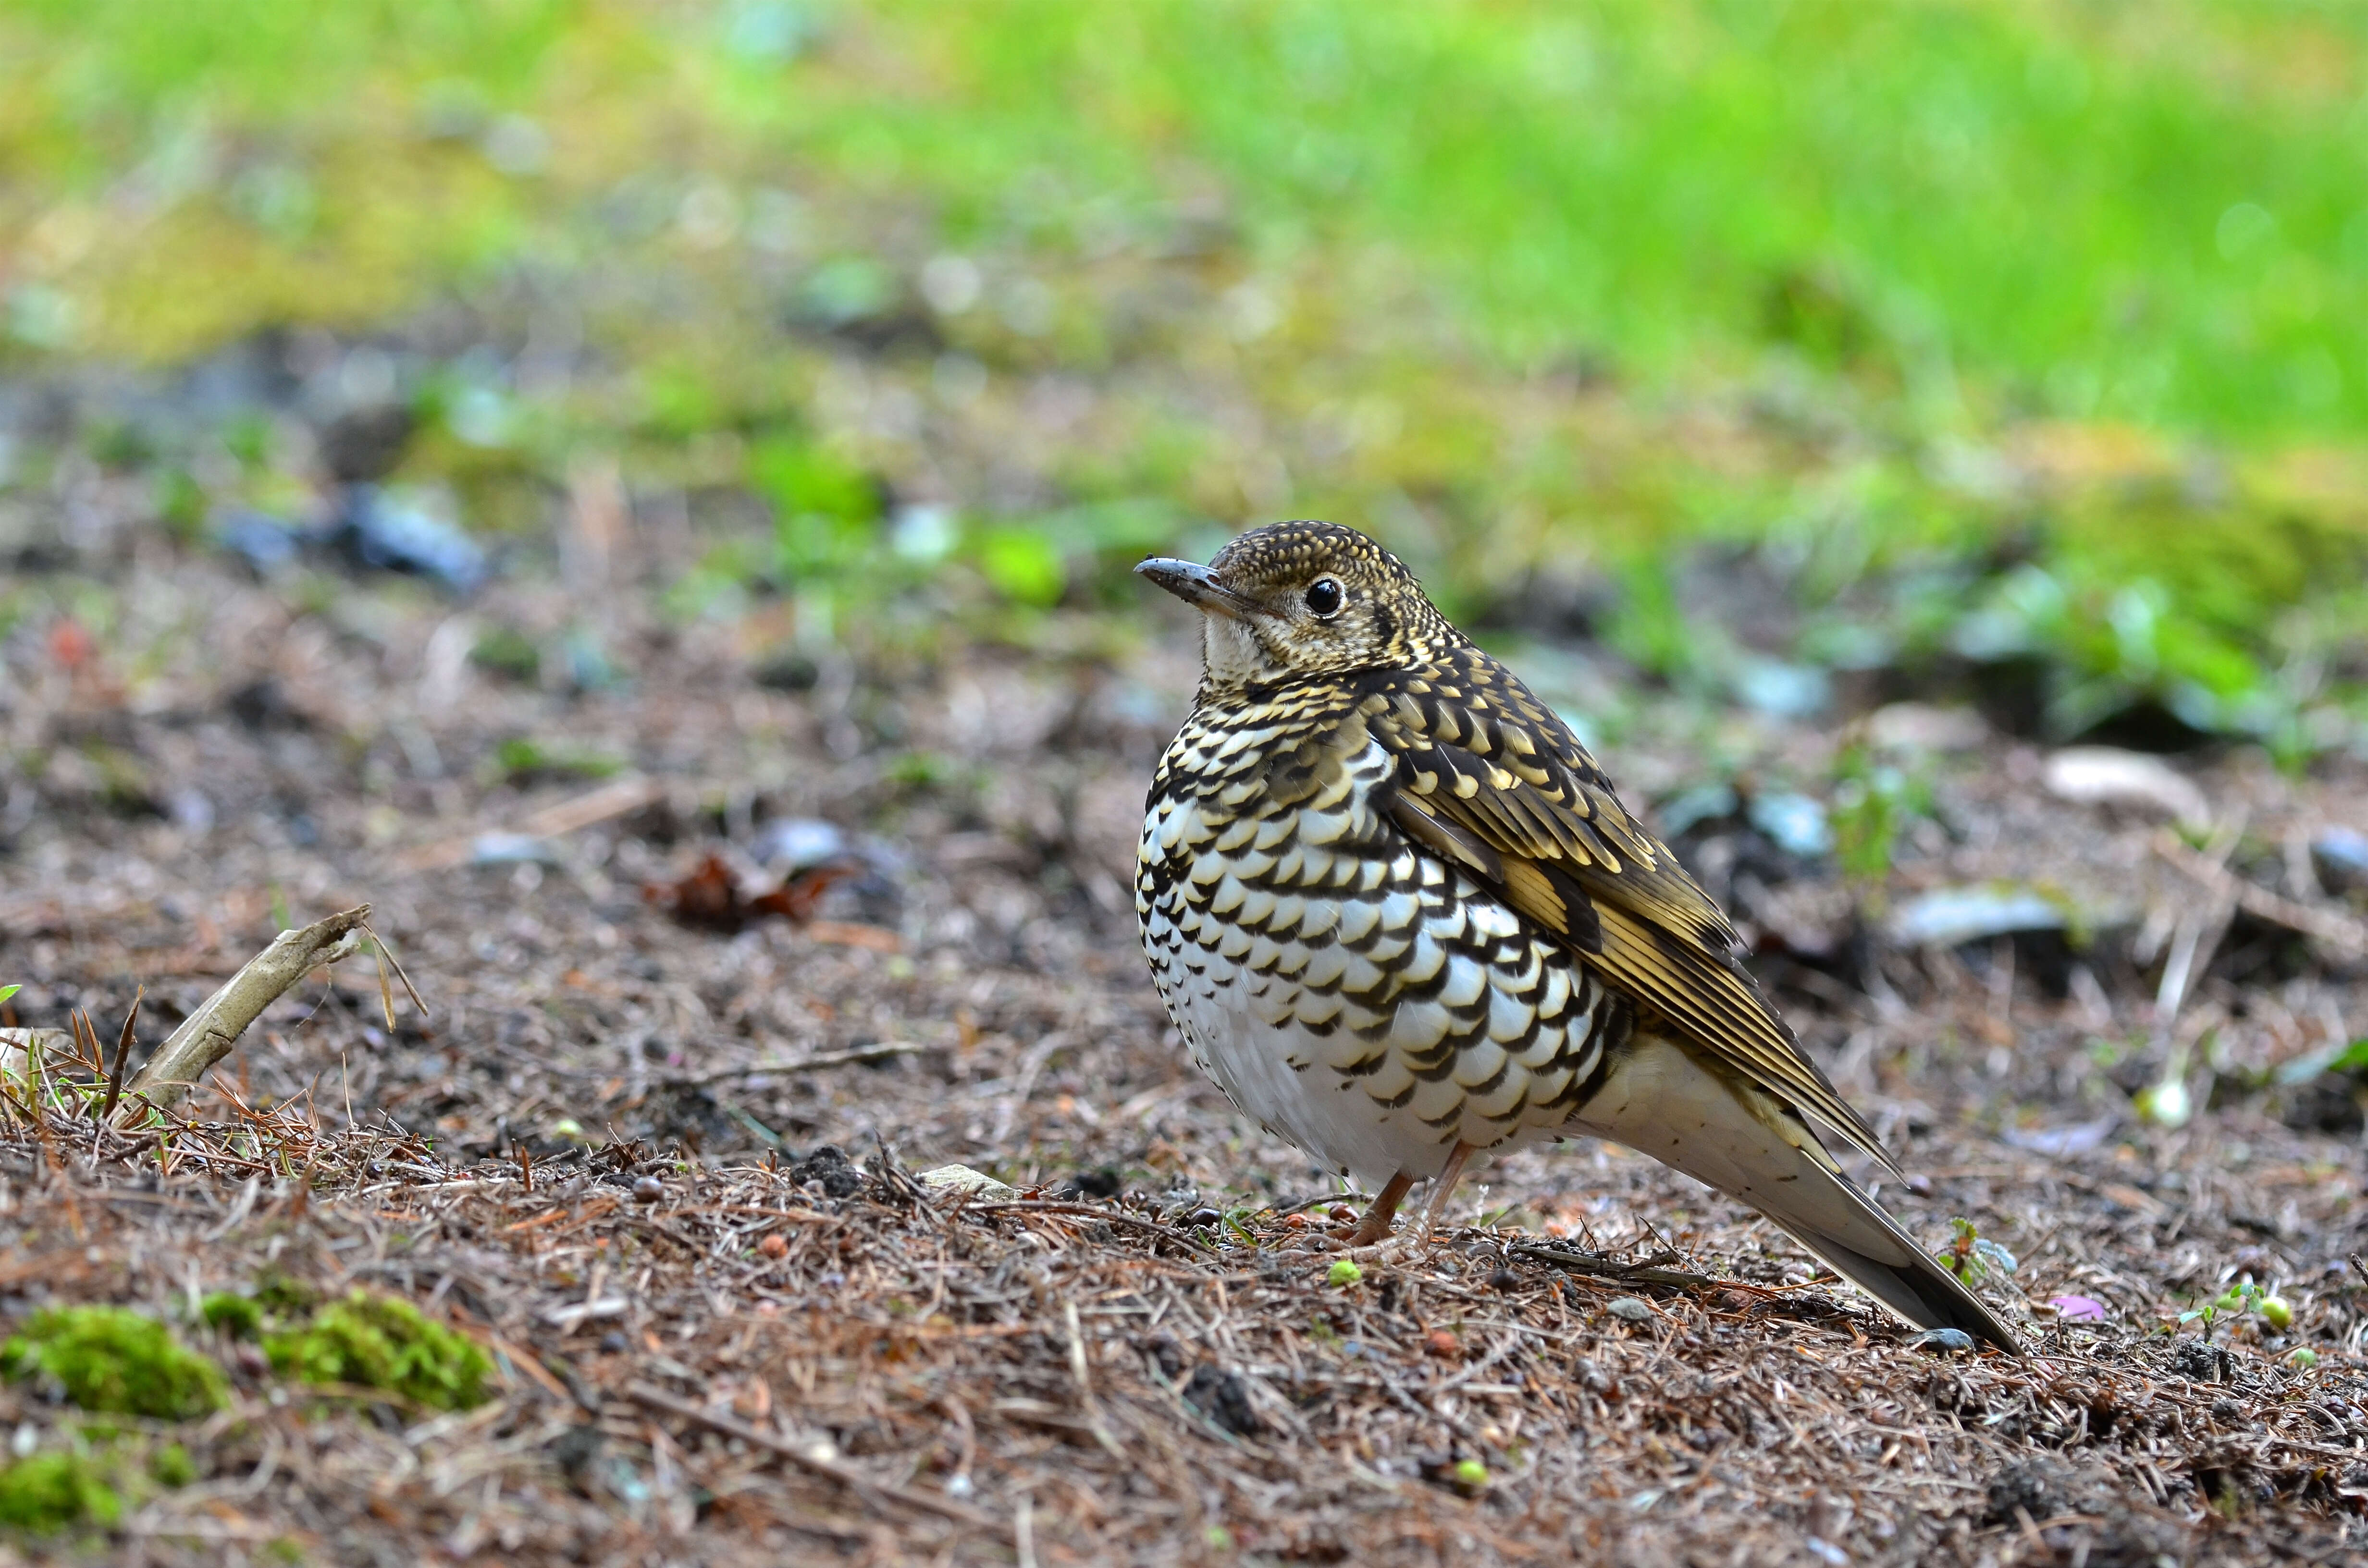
[1136,521,2019,1352]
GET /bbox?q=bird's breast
[1136,723,1630,1184]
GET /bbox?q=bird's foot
[1344,1227,1450,1266]
[1270,1231,1343,1256]
[1340,1170,1418,1249]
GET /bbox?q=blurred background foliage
[3,0,2366,757]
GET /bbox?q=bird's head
[1137,521,1461,696]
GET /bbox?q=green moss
[200,1293,264,1341]
[469,625,543,683]
[252,1271,318,1316]
[0,1306,227,1420]
[148,1443,195,1489]
[0,1453,122,1533]
[485,736,623,786]
[264,1292,491,1411]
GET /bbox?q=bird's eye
[1304,577,1344,618]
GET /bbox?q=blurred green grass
[14,0,2368,432]
[816,0,2368,437]
[3,0,2366,749]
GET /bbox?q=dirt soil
[4,535,2368,1567]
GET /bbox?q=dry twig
[624,1379,1006,1536]
[2156,832,2368,958]
[116,906,373,1119]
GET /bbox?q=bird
[1134,520,2019,1352]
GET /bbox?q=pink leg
[1346,1171,1416,1247]
[1414,1140,1478,1240]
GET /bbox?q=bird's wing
[1356,657,1896,1173]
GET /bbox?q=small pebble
[632,1175,665,1203]
[1908,1327,1975,1354]
[1607,1297,1653,1323]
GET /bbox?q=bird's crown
[1137,521,1463,696]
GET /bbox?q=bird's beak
[1135,557,1258,622]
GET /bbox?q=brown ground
[3,541,2367,1567]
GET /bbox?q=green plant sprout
[2179,1279,2286,1341]
[1935,1218,2018,1287]
[484,737,623,786]
[1828,744,1934,882]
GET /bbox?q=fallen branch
[2155,833,2368,958]
[533,1040,928,1086]
[114,906,372,1122]
[401,775,664,871]
[1504,1241,1727,1292]
[657,1041,925,1087]
[624,1380,1004,1535]
[961,1200,1207,1252]
[1061,1299,1125,1459]
[517,776,666,840]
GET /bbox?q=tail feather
[1569,1032,2022,1354]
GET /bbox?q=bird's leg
[1345,1171,1416,1247]
[1414,1140,1478,1241]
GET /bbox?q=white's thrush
[1136,521,2017,1352]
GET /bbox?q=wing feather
[1360,662,1896,1172]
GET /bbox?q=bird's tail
[1568,1032,2022,1353]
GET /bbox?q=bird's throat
[1198,615,1282,696]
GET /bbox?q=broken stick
[113,905,373,1123]
[2155,833,2368,958]
[625,1380,1004,1536]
